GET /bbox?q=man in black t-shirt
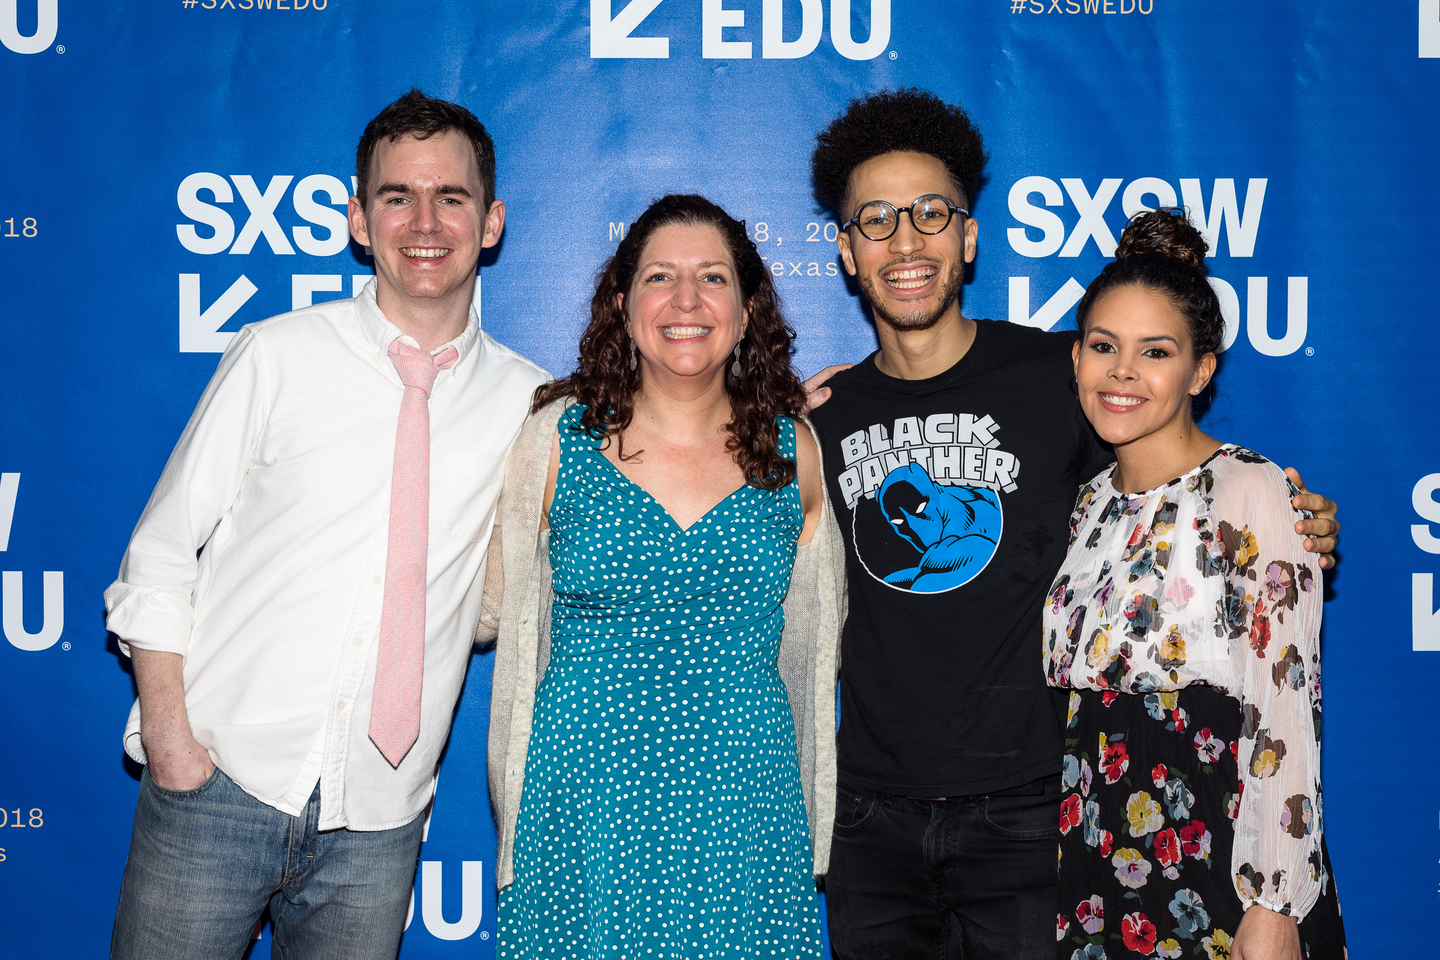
[806,89,1338,960]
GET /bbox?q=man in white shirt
[104,90,548,960]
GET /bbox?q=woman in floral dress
[1044,210,1344,960]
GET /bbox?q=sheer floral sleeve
[1205,456,1325,919]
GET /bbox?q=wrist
[1242,902,1300,932]
[139,724,199,754]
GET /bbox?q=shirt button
[336,700,347,711]
[353,636,364,647]
[373,575,383,584]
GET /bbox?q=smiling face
[837,150,977,333]
[348,131,504,323]
[1073,285,1216,450]
[622,222,748,386]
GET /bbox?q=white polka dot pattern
[497,407,823,959]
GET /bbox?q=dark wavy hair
[533,194,808,491]
[355,89,497,210]
[1075,209,1225,358]
[812,87,989,218]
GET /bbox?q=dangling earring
[730,341,743,378]
[628,338,638,372]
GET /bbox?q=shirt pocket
[437,447,504,542]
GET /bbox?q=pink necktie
[370,339,458,768]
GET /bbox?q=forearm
[131,648,214,788]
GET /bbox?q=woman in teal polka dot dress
[485,195,845,958]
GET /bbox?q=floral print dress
[1042,446,1344,959]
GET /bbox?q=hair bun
[1114,209,1208,270]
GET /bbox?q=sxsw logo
[177,172,352,258]
[592,0,890,59]
[1413,474,1440,650]
[176,172,373,353]
[1,0,58,54]
[0,475,65,653]
[1006,176,1308,357]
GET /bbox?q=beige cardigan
[476,398,846,890]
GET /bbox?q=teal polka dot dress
[497,405,823,959]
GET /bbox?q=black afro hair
[812,88,989,219]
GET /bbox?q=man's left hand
[1285,467,1339,569]
[803,364,853,413]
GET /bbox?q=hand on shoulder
[1282,466,1339,569]
[803,364,854,412]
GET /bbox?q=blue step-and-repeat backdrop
[2,1,1437,955]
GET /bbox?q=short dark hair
[1076,209,1225,358]
[812,87,989,218]
[533,194,808,491]
[354,89,497,210]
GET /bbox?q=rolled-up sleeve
[104,326,270,656]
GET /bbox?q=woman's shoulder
[523,397,582,435]
[1208,445,1293,488]
[528,395,574,420]
[791,414,824,460]
[508,398,575,469]
[1203,445,1305,516]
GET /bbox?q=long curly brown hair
[533,194,808,490]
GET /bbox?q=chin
[869,295,946,331]
[1080,408,1130,447]
[1096,423,1153,449]
[876,308,943,332]
[860,268,961,333]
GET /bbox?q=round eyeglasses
[841,194,969,242]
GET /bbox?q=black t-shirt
[810,318,1114,796]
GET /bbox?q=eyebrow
[642,260,733,271]
[855,192,961,210]
[373,183,474,199]
[1087,326,1181,345]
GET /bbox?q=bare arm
[131,648,214,791]
[795,422,824,546]
[539,433,561,531]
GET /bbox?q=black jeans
[825,774,1061,960]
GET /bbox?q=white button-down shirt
[105,282,548,830]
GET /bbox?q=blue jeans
[111,766,424,960]
[825,774,1061,960]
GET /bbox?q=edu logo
[1005,176,1308,357]
[1,474,65,652]
[1,0,57,54]
[592,0,891,60]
